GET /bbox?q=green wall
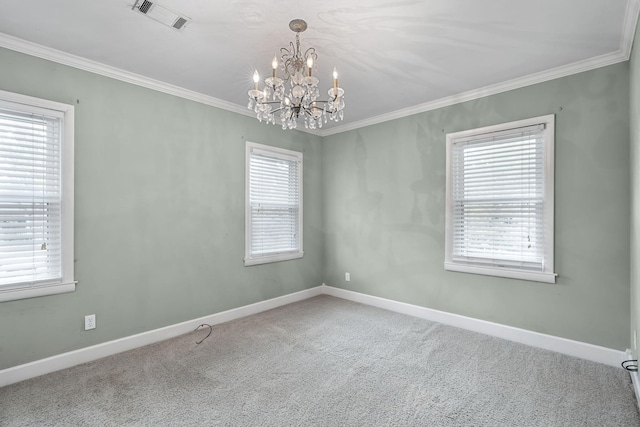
[631,20,640,358]
[0,47,324,370]
[323,63,631,350]
[0,42,635,371]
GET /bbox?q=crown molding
[2,0,639,140]
[0,31,322,136]
[321,0,640,137]
[0,32,253,117]
[320,49,630,137]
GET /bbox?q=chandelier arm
[302,108,317,118]
[281,43,294,55]
[280,42,298,79]
[308,99,335,105]
[303,47,317,62]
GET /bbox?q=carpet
[1,295,638,426]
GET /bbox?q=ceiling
[0,0,638,135]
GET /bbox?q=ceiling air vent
[173,17,187,30]
[132,0,191,32]
[138,0,153,14]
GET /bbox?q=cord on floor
[194,324,212,345]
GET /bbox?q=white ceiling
[0,0,638,135]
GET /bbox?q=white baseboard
[0,286,323,388]
[321,284,626,368]
[625,350,640,410]
[0,283,627,388]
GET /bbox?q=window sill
[444,263,557,284]
[244,252,303,267]
[0,281,77,302]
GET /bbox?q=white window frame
[445,115,556,283]
[245,141,303,266]
[0,90,75,302]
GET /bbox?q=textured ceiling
[0,0,637,134]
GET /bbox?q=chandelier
[247,19,345,130]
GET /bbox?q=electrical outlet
[84,314,96,331]
[345,272,350,282]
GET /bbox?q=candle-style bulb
[332,67,338,80]
[306,56,313,77]
[271,55,278,78]
[253,69,260,90]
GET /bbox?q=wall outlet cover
[84,314,96,330]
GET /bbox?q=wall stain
[346,132,383,253]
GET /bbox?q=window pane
[245,142,303,265]
[445,116,555,282]
[0,108,63,287]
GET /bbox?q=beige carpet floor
[1,295,639,426]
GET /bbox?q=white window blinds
[245,142,303,266]
[0,105,64,288]
[445,115,555,283]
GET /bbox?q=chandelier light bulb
[307,56,314,76]
[333,67,339,89]
[253,69,260,90]
[272,55,278,77]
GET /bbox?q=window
[0,90,75,302]
[445,115,556,283]
[245,141,303,266]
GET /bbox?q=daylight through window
[0,92,75,302]
[245,141,303,266]
[445,115,556,283]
